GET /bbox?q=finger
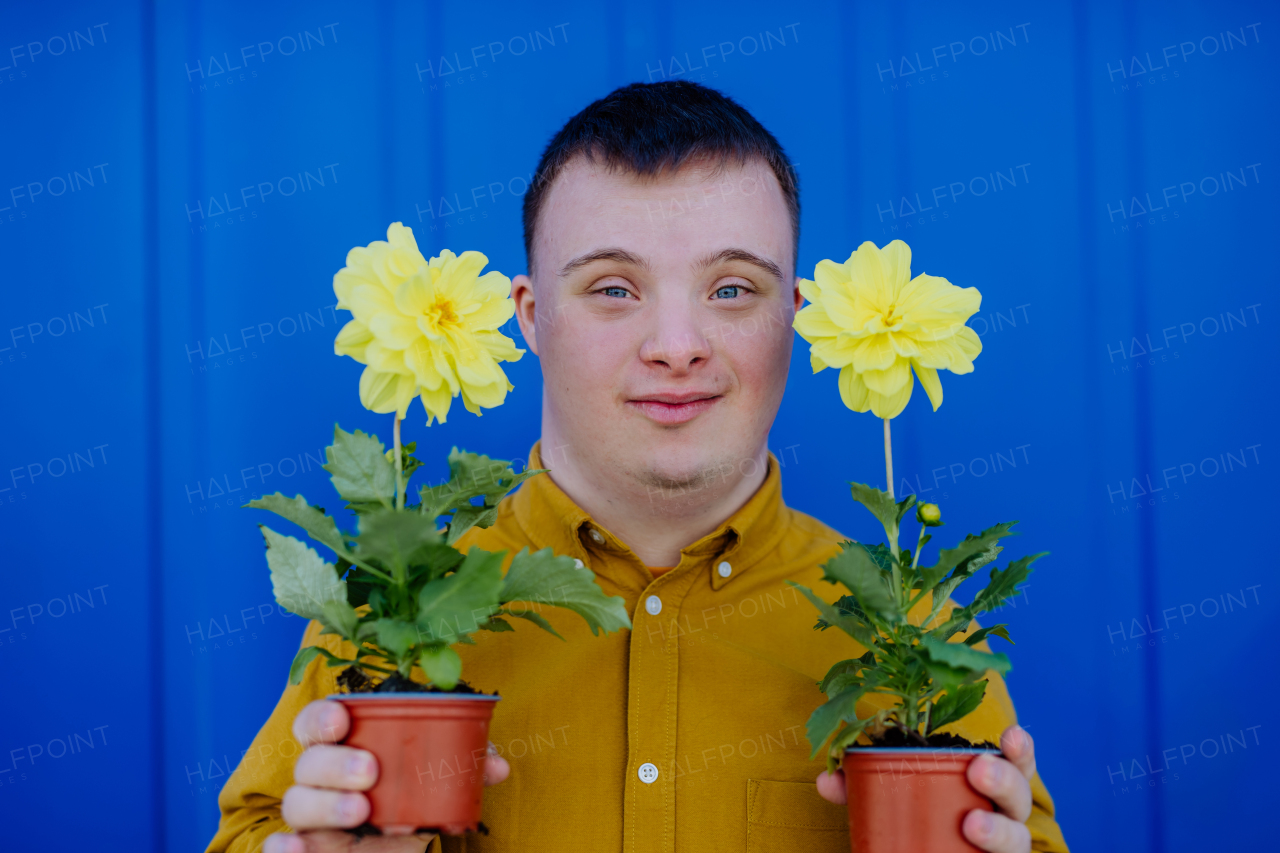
[294,744,379,791]
[966,754,1031,822]
[280,785,370,830]
[815,770,847,804]
[962,809,1031,853]
[484,746,510,786]
[264,830,436,853]
[999,725,1037,781]
[293,700,350,747]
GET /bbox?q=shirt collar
[510,442,789,589]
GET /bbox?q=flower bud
[916,503,942,526]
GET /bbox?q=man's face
[512,156,802,501]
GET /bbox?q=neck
[537,430,769,568]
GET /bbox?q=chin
[629,422,759,493]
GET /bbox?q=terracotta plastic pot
[333,693,501,836]
[842,747,998,853]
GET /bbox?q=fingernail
[346,753,371,778]
[975,811,994,837]
[339,794,362,822]
[487,742,498,755]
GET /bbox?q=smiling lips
[626,391,723,426]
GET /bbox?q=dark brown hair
[521,81,800,270]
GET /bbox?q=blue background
[0,1,1274,851]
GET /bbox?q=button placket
[624,567,697,853]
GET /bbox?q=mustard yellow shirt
[208,447,1069,853]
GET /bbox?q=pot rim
[328,692,501,702]
[845,747,1001,755]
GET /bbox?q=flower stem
[393,415,404,511]
[883,418,894,499]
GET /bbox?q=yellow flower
[332,223,523,425]
[793,240,981,419]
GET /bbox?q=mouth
[625,392,723,426]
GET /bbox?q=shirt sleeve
[946,611,1070,853]
[205,619,337,853]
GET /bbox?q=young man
[209,82,1068,853]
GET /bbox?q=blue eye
[601,286,631,298]
[713,285,742,299]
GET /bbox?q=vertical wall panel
[0,2,1274,851]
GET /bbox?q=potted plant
[245,224,632,837]
[790,240,1046,853]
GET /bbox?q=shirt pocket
[746,779,850,853]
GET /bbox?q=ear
[512,273,539,356]
[792,275,805,314]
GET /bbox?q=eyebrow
[695,248,785,282]
[558,248,651,277]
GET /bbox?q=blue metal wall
[1,1,1274,850]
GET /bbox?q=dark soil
[868,728,999,750]
[336,667,493,696]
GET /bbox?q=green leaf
[806,687,861,759]
[321,600,360,641]
[479,617,514,632]
[323,425,396,508]
[789,582,878,648]
[446,504,500,545]
[818,658,871,696]
[963,624,1013,647]
[861,543,894,573]
[416,547,505,642]
[920,522,1018,590]
[849,483,914,539]
[419,645,462,690]
[928,682,988,733]
[389,441,424,482]
[500,547,631,636]
[372,617,421,659]
[972,553,1044,613]
[261,527,348,623]
[419,449,545,522]
[499,607,564,640]
[829,717,873,759]
[919,634,1011,675]
[246,493,349,556]
[821,543,901,621]
[288,645,353,685]
[355,508,444,571]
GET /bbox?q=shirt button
[645,595,662,615]
[638,762,659,784]
[717,561,732,578]
[588,528,605,544]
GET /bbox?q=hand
[263,699,511,853]
[961,725,1034,853]
[814,724,1036,853]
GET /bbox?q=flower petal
[869,371,913,419]
[861,357,911,397]
[879,240,913,298]
[838,366,871,413]
[419,383,452,426]
[852,333,897,373]
[359,367,416,416]
[368,313,419,350]
[914,363,943,410]
[334,320,372,362]
[793,303,842,342]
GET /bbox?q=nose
[638,300,712,375]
